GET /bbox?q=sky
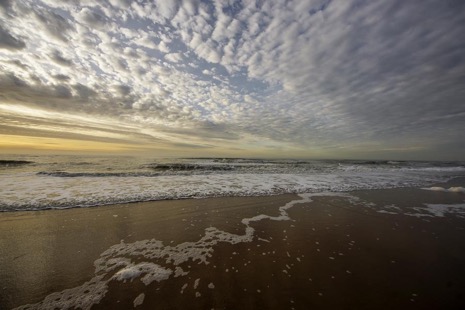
[0,0,464,160]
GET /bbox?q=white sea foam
[372,200,465,218]
[133,293,145,307]
[194,278,200,290]
[408,203,465,218]
[15,192,355,310]
[422,186,465,193]
[174,266,188,277]
[377,210,398,215]
[14,275,108,310]
[113,262,172,285]
[413,167,465,172]
[1,163,460,211]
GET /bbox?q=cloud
[77,7,108,30]
[164,53,183,63]
[0,24,26,50]
[114,84,131,96]
[158,41,170,53]
[156,1,180,20]
[0,0,464,159]
[73,83,97,100]
[0,0,12,13]
[50,50,73,66]
[53,74,71,81]
[0,103,156,145]
[34,9,75,42]
[0,72,27,88]
[53,84,73,98]
[0,73,70,104]
[108,0,131,9]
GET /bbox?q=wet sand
[1,179,465,309]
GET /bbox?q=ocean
[1,154,464,212]
[2,155,465,309]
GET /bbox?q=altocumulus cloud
[0,0,464,159]
[0,24,26,50]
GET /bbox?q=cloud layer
[1,0,464,159]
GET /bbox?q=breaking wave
[1,156,464,211]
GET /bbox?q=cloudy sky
[1,0,464,159]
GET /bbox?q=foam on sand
[133,293,145,307]
[408,203,465,218]
[14,192,355,310]
[15,190,463,309]
[421,186,465,193]
[113,262,172,285]
[373,200,465,218]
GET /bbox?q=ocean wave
[410,166,465,172]
[1,156,465,212]
[0,160,34,167]
[36,171,161,177]
[0,171,453,211]
[143,163,235,171]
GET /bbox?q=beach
[2,0,465,308]
[1,178,464,309]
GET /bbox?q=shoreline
[1,179,465,309]
[2,176,465,214]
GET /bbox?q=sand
[1,179,465,309]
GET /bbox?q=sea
[1,154,465,212]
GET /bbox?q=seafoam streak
[14,192,352,310]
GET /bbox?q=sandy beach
[2,0,465,308]
[1,179,465,309]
